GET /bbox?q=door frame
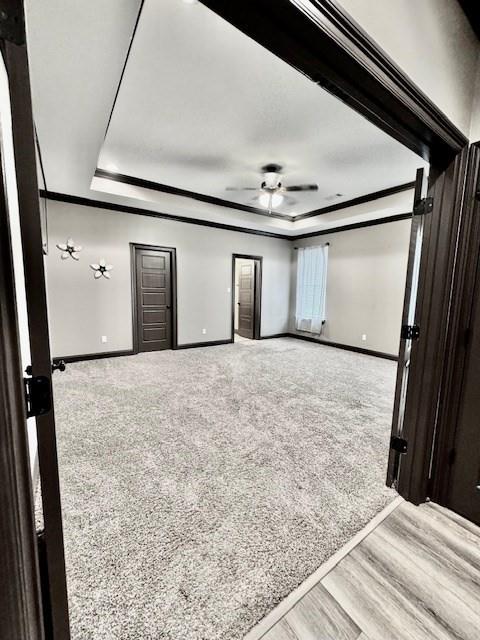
[231,254,262,341]
[429,142,480,507]
[130,243,178,353]
[0,144,45,640]
[1,10,71,639]
[2,0,473,635]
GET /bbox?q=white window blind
[295,244,329,334]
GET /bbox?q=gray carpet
[52,337,396,639]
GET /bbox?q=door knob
[25,360,66,376]
[166,305,171,309]
[52,360,66,373]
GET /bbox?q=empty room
[2,1,480,640]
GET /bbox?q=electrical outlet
[101,335,108,343]
[227,287,231,293]
[361,334,367,342]
[202,328,207,335]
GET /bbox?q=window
[295,244,328,334]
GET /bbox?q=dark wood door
[387,168,427,489]
[2,30,70,639]
[447,258,480,525]
[238,261,255,339]
[135,248,172,352]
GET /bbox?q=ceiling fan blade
[225,186,259,191]
[284,184,318,192]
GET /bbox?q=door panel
[135,248,173,352]
[447,265,480,524]
[387,168,427,488]
[386,149,469,504]
[2,32,70,640]
[238,261,254,339]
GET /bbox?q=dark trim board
[53,342,233,362]
[231,254,263,341]
[52,335,396,362]
[39,190,289,240]
[53,350,134,364]
[40,190,413,241]
[130,243,178,352]
[95,168,414,224]
[293,212,412,240]
[177,339,233,349]
[287,333,398,361]
[95,168,291,221]
[294,182,415,220]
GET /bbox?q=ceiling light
[259,192,284,209]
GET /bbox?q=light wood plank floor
[259,502,480,640]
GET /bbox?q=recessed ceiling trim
[294,211,412,240]
[293,181,415,220]
[94,168,295,221]
[95,168,415,225]
[40,190,290,239]
[41,189,412,240]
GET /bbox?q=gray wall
[45,201,411,358]
[45,201,291,357]
[289,219,411,355]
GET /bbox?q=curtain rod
[293,242,330,250]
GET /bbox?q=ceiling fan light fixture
[259,192,283,209]
[263,171,281,189]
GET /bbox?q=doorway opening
[131,243,178,353]
[3,0,472,638]
[232,254,262,341]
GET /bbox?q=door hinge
[390,436,408,454]
[401,324,420,340]
[413,197,433,216]
[24,375,52,418]
[0,2,26,45]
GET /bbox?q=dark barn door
[238,260,255,339]
[134,247,173,352]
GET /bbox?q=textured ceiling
[98,0,423,217]
[26,0,425,235]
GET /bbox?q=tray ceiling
[26,0,426,235]
[98,0,422,218]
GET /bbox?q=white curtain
[295,244,329,334]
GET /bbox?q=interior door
[446,257,480,525]
[1,14,70,640]
[238,260,255,339]
[135,247,173,352]
[387,168,428,488]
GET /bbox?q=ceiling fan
[226,164,318,213]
